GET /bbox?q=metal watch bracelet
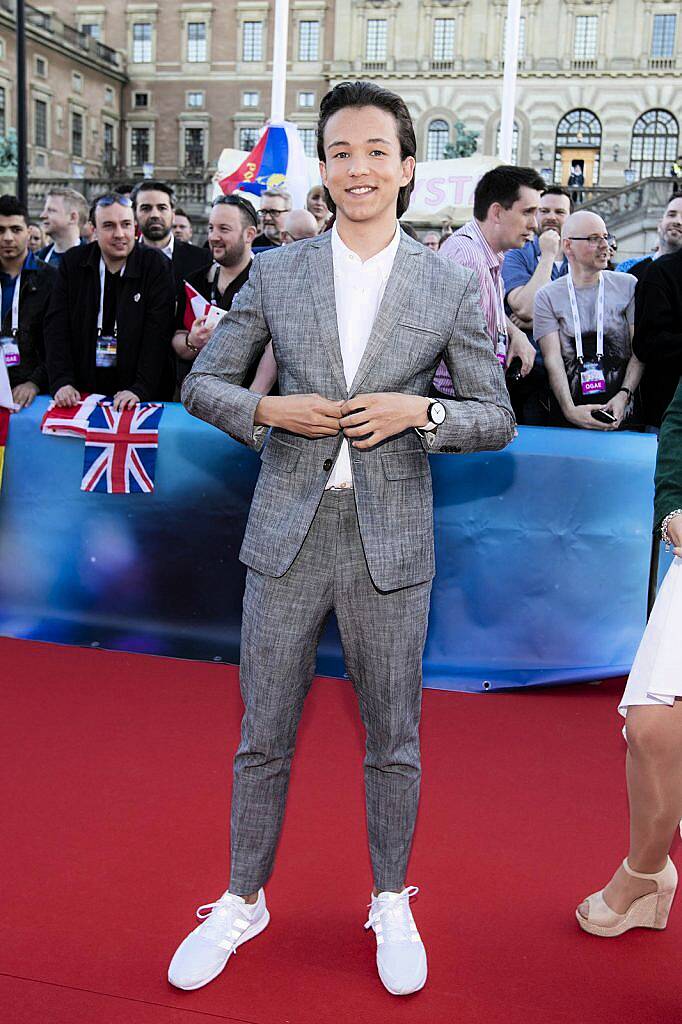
[661,509,682,548]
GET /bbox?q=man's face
[423,232,439,251]
[0,215,29,264]
[659,198,682,251]
[173,215,192,242]
[320,105,414,228]
[135,189,174,242]
[536,194,571,236]
[565,214,610,272]
[259,196,290,242]
[40,195,73,237]
[208,204,253,266]
[496,186,542,250]
[94,202,136,261]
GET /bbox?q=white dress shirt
[326,222,401,489]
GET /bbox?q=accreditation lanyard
[0,271,22,366]
[96,258,125,369]
[44,244,55,263]
[493,268,508,364]
[566,270,604,364]
[97,257,125,338]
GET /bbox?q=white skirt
[619,556,682,718]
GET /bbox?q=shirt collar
[0,250,37,280]
[140,234,174,259]
[331,222,401,277]
[462,219,505,270]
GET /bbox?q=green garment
[655,377,682,532]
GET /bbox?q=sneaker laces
[195,892,253,952]
[364,886,420,944]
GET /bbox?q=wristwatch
[426,399,446,428]
[185,335,200,354]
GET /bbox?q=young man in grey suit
[170,81,515,997]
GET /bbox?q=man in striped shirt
[435,166,546,398]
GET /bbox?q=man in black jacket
[633,245,682,428]
[45,193,176,410]
[132,180,211,286]
[0,194,56,409]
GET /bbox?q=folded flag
[0,407,8,490]
[81,402,163,494]
[216,122,309,209]
[41,394,106,437]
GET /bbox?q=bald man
[280,209,319,245]
[533,211,644,430]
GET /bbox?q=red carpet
[1,637,678,1024]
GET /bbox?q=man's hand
[11,381,39,411]
[255,393,344,438]
[339,393,431,449]
[113,390,140,411]
[601,391,629,429]
[538,229,562,260]
[54,385,81,407]
[188,316,213,353]
[565,404,615,431]
[506,331,536,376]
[667,515,682,557]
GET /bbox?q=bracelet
[617,386,633,400]
[185,336,199,354]
[660,508,682,548]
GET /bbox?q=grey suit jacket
[182,229,515,591]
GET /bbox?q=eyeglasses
[95,194,133,208]
[260,207,288,218]
[567,234,617,247]
[211,194,258,227]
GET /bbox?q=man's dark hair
[317,81,416,219]
[473,166,547,222]
[540,186,573,211]
[0,194,29,223]
[130,179,176,209]
[174,207,192,225]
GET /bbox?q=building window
[187,22,207,62]
[554,108,602,182]
[240,127,260,151]
[72,72,83,93]
[103,121,115,169]
[131,126,150,165]
[134,92,149,109]
[433,19,455,63]
[132,22,152,63]
[298,127,316,157]
[298,91,315,108]
[630,109,679,179]
[652,14,676,58]
[71,111,83,157]
[503,15,526,61]
[496,121,520,165]
[104,86,114,107]
[243,21,263,61]
[573,15,598,59]
[365,19,387,63]
[187,91,204,108]
[298,21,319,61]
[81,21,101,40]
[184,127,205,169]
[35,55,47,77]
[0,86,5,138]
[34,99,47,148]
[243,91,259,107]
[426,119,449,161]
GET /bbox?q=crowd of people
[1,165,680,433]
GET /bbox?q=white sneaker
[364,886,427,996]
[168,888,269,991]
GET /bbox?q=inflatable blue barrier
[0,399,661,691]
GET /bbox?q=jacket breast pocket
[260,434,303,473]
[381,450,430,481]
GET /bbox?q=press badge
[0,336,20,367]
[580,361,606,396]
[496,331,507,366]
[95,334,118,368]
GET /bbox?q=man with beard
[172,195,276,393]
[616,195,682,283]
[251,187,292,251]
[132,180,210,286]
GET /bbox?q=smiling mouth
[346,186,376,196]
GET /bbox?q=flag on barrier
[41,394,106,438]
[81,402,163,494]
[0,408,8,490]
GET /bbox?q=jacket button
[323,458,333,472]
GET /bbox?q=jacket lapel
[348,235,421,397]
[307,235,348,396]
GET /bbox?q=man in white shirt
[172,81,514,998]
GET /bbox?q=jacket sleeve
[654,379,682,532]
[129,255,176,402]
[44,259,76,395]
[27,266,57,393]
[633,272,682,364]
[181,256,271,450]
[420,269,516,455]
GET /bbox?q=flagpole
[499,0,520,163]
[270,0,290,123]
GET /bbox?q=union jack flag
[81,403,163,494]
[41,394,106,438]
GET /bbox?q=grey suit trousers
[229,489,432,895]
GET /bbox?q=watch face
[431,401,446,425]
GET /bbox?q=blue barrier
[0,398,660,691]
